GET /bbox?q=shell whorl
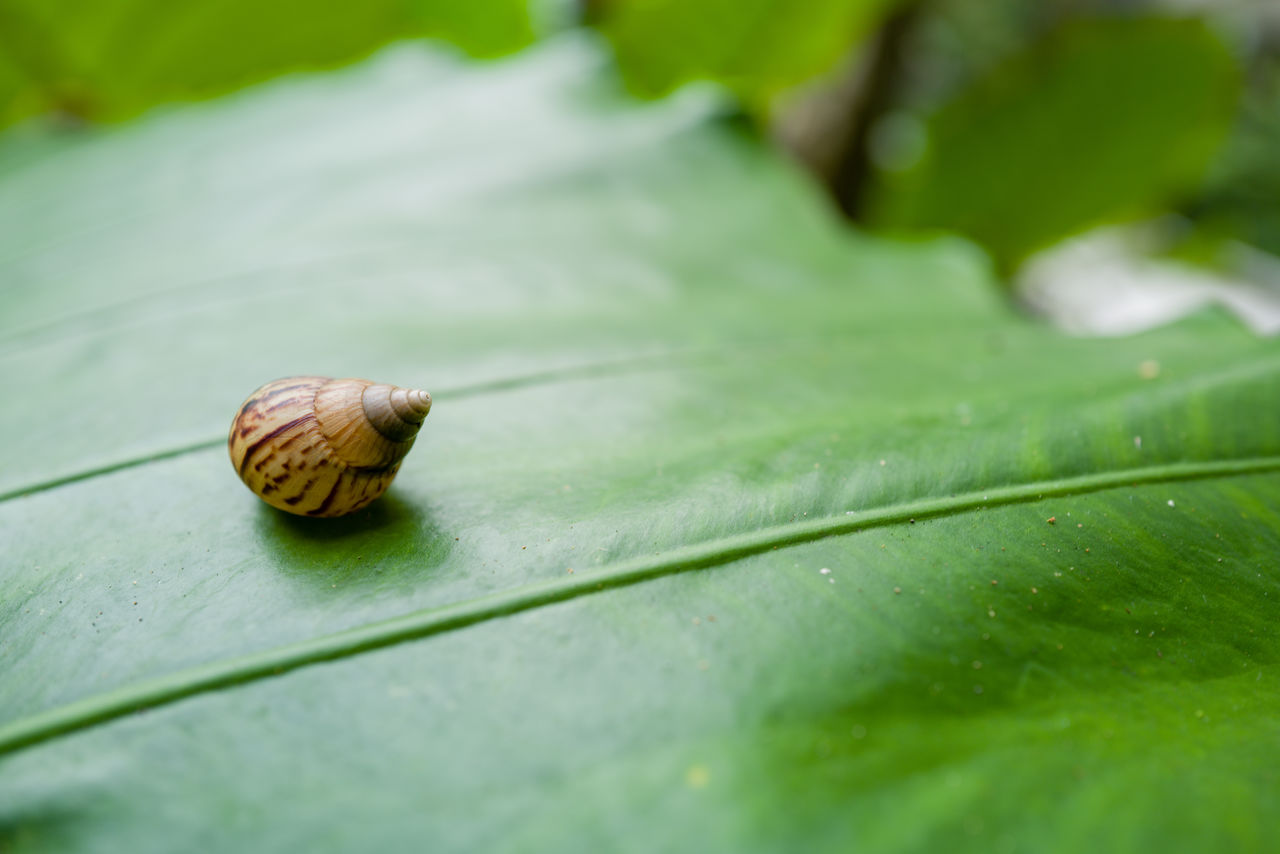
[362,384,432,441]
[228,376,431,517]
[312,379,430,469]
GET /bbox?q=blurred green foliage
[0,0,534,126]
[591,0,1280,282]
[861,17,1240,269]
[1187,50,1280,259]
[592,0,898,109]
[0,0,1275,281]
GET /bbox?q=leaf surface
[2,36,1279,853]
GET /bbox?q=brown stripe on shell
[235,413,314,478]
[307,478,347,516]
[236,380,323,424]
[260,380,325,397]
[282,478,319,506]
[264,394,318,413]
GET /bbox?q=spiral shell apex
[228,376,431,517]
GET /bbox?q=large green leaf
[2,36,1280,852]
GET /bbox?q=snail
[228,376,431,517]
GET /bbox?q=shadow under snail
[228,376,431,517]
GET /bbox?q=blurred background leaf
[0,0,536,126]
[1184,44,1280,260]
[0,0,1277,318]
[589,0,900,109]
[581,0,1278,307]
[858,16,1240,270]
[4,0,1275,300]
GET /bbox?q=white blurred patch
[1017,226,1280,337]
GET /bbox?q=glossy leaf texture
[2,36,1280,853]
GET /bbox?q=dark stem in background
[826,1,924,221]
[582,0,923,225]
[770,0,924,222]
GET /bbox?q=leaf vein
[0,348,709,504]
[2,454,1278,758]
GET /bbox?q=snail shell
[228,376,431,517]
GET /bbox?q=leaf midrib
[0,347,715,503]
[11,343,1280,504]
[3,454,1277,759]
